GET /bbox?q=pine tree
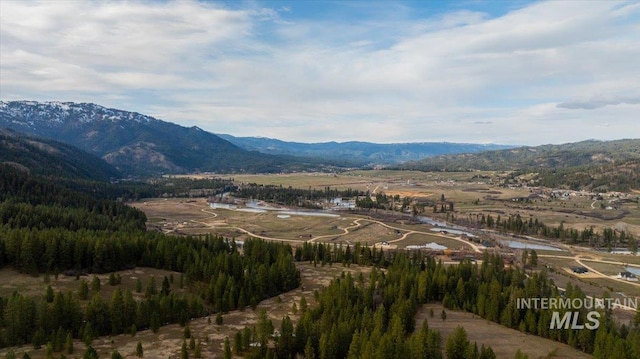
[194,339,202,358]
[234,330,243,354]
[181,340,189,359]
[136,341,144,357]
[145,276,157,297]
[161,276,171,296]
[257,309,273,345]
[66,333,74,354]
[304,338,315,359]
[83,346,99,359]
[78,279,89,300]
[150,312,160,333]
[45,285,55,303]
[223,337,232,359]
[90,276,100,293]
[445,326,470,359]
[109,288,125,334]
[45,342,54,359]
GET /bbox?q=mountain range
[394,139,640,171]
[2,101,637,191]
[0,101,327,176]
[0,101,512,176]
[218,134,513,165]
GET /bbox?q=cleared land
[418,304,591,359]
[132,198,477,251]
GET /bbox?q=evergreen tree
[194,339,202,358]
[446,326,470,359]
[65,332,74,354]
[90,276,100,293]
[223,337,232,359]
[83,346,99,359]
[181,340,189,359]
[45,285,55,303]
[78,280,89,300]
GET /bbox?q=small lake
[625,267,640,276]
[500,240,563,251]
[430,228,476,238]
[278,211,340,218]
[417,216,449,227]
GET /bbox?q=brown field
[0,267,183,301]
[419,304,592,359]
[173,170,640,238]
[132,198,476,250]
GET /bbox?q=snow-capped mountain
[0,101,293,176]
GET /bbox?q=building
[617,271,638,282]
[571,266,588,274]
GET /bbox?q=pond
[625,267,640,276]
[430,227,476,238]
[500,240,563,251]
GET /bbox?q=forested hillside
[0,165,300,350]
[396,139,640,191]
[235,243,640,359]
[0,129,120,181]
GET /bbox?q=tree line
[235,184,366,209]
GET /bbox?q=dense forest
[0,165,300,350]
[237,244,640,359]
[0,129,120,182]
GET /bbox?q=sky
[1,0,639,145]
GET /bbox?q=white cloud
[1,0,638,145]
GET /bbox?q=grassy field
[0,267,183,301]
[581,260,627,276]
[417,304,592,359]
[209,170,640,239]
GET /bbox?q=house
[571,266,588,274]
[617,271,638,282]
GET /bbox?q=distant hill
[218,134,514,165]
[0,128,120,181]
[394,139,640,191]
[0,101,332,176]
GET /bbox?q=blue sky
[1,0,638,145]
